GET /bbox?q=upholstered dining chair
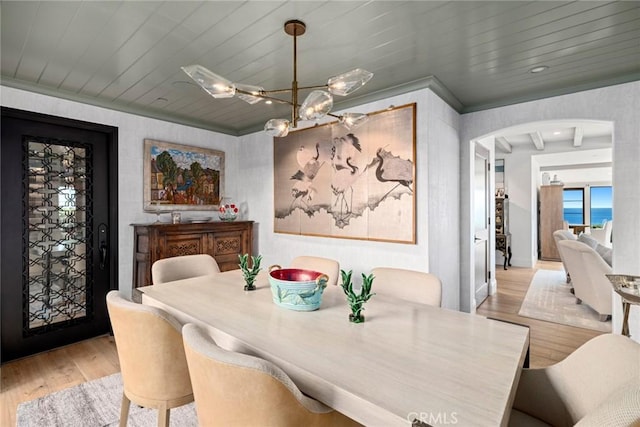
[182,323,360,427]
[370,267,442,307]
[151,254,220,285]
[106,291,193,427]
[290,256,340,287]
[510,334,640,426]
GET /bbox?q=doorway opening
[466,119,613,313]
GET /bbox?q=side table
[606,274,640,337]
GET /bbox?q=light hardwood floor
[0,335,120,427]
[1,261,604,425]
[477,260,604,368]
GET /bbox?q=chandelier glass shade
[181,20,373,137]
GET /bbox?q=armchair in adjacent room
[553,229,577,284]
[557,240,612,321]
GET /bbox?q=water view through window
[563,189,584,224]
[590,186,613,227]
[563,186,612,227]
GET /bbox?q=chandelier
[181,20,373,137]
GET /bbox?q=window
[590,186,612,227]
[563,188,584,224]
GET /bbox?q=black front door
[1,108,118,362]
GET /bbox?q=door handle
[98,223,108,270]
[99,242,107,270]
[474,237,482,242]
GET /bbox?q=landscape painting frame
[143,139,225,212]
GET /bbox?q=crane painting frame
[143,139,225,212]
[273,103,416,243]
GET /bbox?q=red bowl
[269,268,324,282]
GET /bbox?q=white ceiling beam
[495,136,512,153]
[573,126,584,147]
[529,131,545,150]
[540,162,612,171]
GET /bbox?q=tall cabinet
[539,185,564,261]
[495,196,512,270]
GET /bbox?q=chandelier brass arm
[182,19,373,137]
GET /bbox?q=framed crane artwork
[273,103,416,243]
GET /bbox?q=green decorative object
[239,253,262,291]
[340,269,375,323]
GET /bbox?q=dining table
[139,269,529,426]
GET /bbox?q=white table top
[140,270,529,427]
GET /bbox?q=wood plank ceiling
[1,1,639,136]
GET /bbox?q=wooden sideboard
[131,220,253,288]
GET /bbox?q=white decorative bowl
[268,267,328,311]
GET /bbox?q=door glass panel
[474,154,487,231]
[24,137,92,334]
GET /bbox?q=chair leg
[157,406,170,427]
[119,393,131,427]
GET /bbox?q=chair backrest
[603,220,613,247]
[106,291,192,407]
[553,229,577,242]
[370,267,442,307]
[152,254,220,285]
[290,256,340,287]
[513,334,640,426]
[557,240,612,315]
[182,324,338,427]
[553,229,577,278]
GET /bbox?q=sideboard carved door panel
[163,234,205,258]
[132,221,253,288]
[210,231,246,271]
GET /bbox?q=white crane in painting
[331,157,359,217]
[289,143,322,210]
[330,134,364,220]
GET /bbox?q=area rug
[518,269,612,332]
[16,373,197,427]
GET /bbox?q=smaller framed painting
[143,139,224,211]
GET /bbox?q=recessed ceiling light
[529,66,549,74]
[553,131,562,135]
